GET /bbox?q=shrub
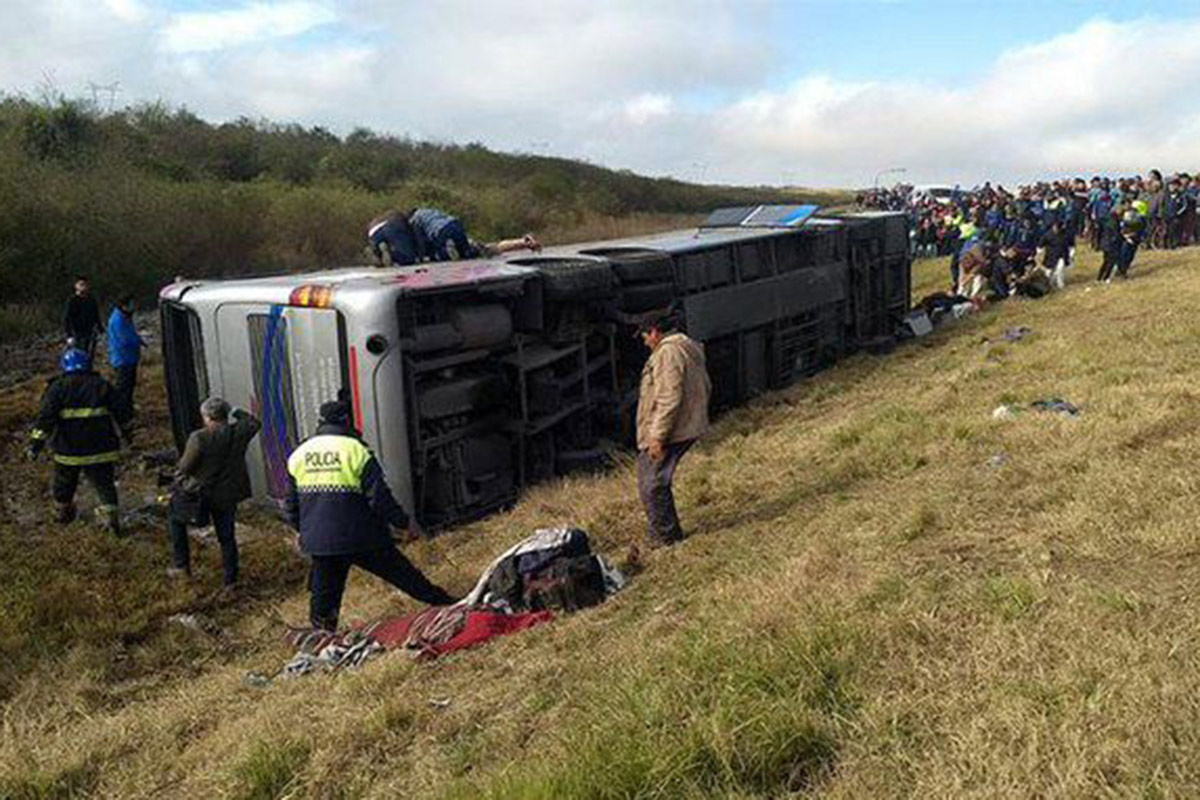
[0,95,848,338]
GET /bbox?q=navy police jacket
[284,424,408,555]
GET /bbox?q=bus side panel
[216,303,345,506]
[367,348,415,516]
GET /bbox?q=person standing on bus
[285,400,456,630]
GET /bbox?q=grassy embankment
[4,245,1200,797]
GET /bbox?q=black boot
[56,502,77,524]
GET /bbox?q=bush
[0,95,848,339]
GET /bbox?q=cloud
[693,16,1200,185]
[622,94,675,126]
[160,43,377,120]
[160,2,336,54]
[101,0,148,24]
[3,5,1200,187]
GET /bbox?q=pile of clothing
[915,291,983,327]
[272,527,625,679]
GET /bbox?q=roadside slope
[3,247,1200,798]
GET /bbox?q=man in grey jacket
[635,312,711,546]
[169,397,261,587]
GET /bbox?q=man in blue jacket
[285,400,456,630]
[367,210,420,266]
[107,295,146,414]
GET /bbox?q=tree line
[0,96,832,340]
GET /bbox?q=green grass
[5,246,1200,797]
[232,740,312,800]
[0,762,98,800]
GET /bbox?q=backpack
[481,527,592,609]
[523,555,607,612]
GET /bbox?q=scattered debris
[951,302,977,320]
[243,672,272,689]
[141,450,178,471]
[993,399,1081,420]
[121,501,167,530]
[901,310,933,338]
[992,405,1023,421]
[1002,326,1033,342]
[168,613,222,637]
[1031,398,1081,417]
[282,631,383,678]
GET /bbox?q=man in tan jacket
[635,312,711,546]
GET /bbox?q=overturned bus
[159,206,909,527]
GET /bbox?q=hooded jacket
[636,332,711,451]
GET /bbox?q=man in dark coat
[63,276,102,357]
[285,400,455,630]
[1040,219,1071,290]
[169,398,261,586]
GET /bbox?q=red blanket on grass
[287,605,554,661]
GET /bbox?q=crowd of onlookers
[857,170,1200,302]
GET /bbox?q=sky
[2,0,1199,188]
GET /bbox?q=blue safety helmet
[60,347,91,374]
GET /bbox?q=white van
[909,185,956,205]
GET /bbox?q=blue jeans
[1118,240,1139,275]
[637,440,696,544]
[430,221,477,261]
[170,505,238,585]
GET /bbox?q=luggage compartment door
[217,304,347,505]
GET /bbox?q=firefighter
[27,347,132,536]
[285,400,456,631]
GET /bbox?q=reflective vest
[286,428,404,555]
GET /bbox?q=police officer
[28,347,132,536]
[285,400,456,631]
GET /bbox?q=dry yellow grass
[3,245,1200,798]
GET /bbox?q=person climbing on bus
[367,209,420,267]
[409,207,542,262]
[285,400,457,631]
[367,207,542,266]
[27,346,133,536]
